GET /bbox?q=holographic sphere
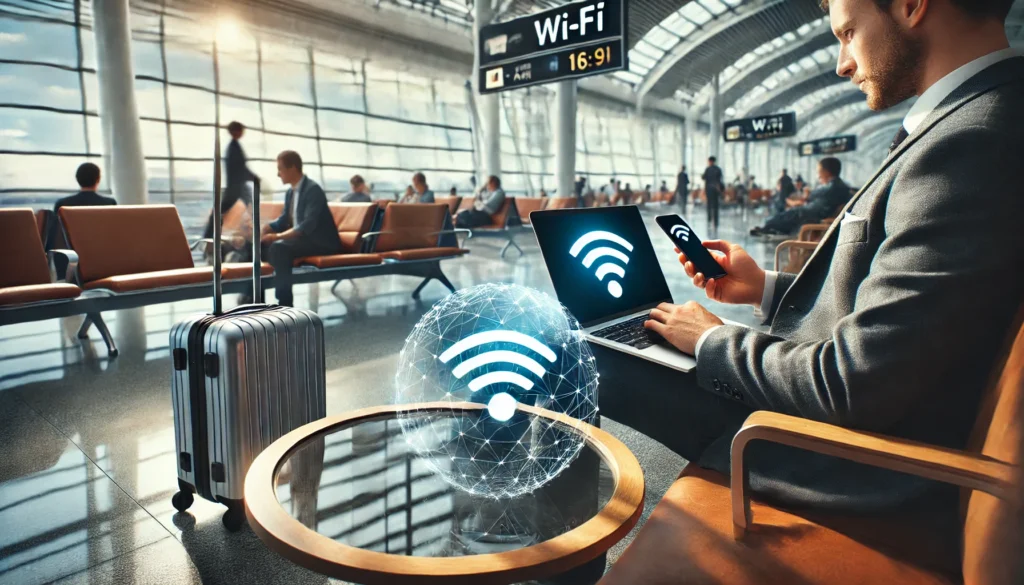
[395,284,599,499]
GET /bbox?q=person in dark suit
[701,157,723,228]
[750,157,850,235]
[675,165,690,212]
[54,163,116,212]
[260,151,341,307]
[773,168,796,213]
[51,163,116,277]
[204,122,258,240]
[623,0,1024,526]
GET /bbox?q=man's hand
[679,240,765,307]
[644,302,724,355]
[260,231,278,244]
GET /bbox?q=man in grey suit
[637,0,1023,516]
[260,150,341,306]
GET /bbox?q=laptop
[531,206,697,373]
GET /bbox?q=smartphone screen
[655,215,728,280]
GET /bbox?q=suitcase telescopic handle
[252,178,262,303]
[212,123,224,315]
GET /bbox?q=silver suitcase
[169,138,326,530]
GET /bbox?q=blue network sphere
[395,284,599,499]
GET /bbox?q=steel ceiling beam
[738,63,844,117]
[799,89,867,133]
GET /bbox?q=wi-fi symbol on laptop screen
[569,231,634,299]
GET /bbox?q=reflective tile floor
[0,204,779,585]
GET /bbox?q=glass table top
[273,410,614,558]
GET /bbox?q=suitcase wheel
[222,501,246,532]
[171,490,194,512]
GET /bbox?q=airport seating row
[600,308,1024,585]
[0,202,468,357]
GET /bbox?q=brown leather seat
[600,314,1024,585]
[546,197,577,210]
[0,208,83,306]
[222,262,273,280]
[297,203,380,268]
[434,196,463,216]
[59,205,196,285]
[457,197,476,212]
[85,263,273,293]
[513,197,546,225]
[380,248,468,261]
[259,202,285,228]
[480,199,514,229]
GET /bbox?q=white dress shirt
[290,175,306,226]
[695,47,1020,359]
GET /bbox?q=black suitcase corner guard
[172,348,187,370]
[203,353,219,378]
[211,462,226,483]
[179,452,192,472]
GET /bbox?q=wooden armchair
[599,313,1024,585]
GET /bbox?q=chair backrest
[326,202,377,254]
[373,203,448,252]
[546,197,576,210]
[962,310,1024,585]
[259,202,285,229]
[485,198,520,229]
[0,209,52,288]
[514,197,546,224]
[434,196,462,216]
[457,197,475,212]
[59,205,194,283]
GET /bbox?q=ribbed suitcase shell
[169,306,326,523]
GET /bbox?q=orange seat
[0,208,83,306]
[380,248,469,261]
[373,204,451,253]
[300,254,383,269]
[222,262,273,280]
[545,197,576,210]
[513,197,546,225]
[83,267,214,293]
[480,199,515,229]
[434,196,463,216]
[0,283,82,305]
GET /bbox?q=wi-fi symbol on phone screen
[670,224,691,242]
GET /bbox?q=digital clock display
[568,45,615,72]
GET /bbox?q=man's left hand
[644,302,724,355]
[260,232,278,244]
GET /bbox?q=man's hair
[819,0,1012,21]
[782,168,788,174]
[709,156,717,163]
[76,162,100,188]
[450,187,457,194]
[277,150,303,172]
[488,175,501,189]
[413,172,427,184]
[820,157,842,177]
[350,174,365,187]
[227,121,244,134]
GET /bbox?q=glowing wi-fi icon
[570,231,634,299]
[438,330,557,422]
[671,224,691,242]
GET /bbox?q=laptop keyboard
[592,315,664,350]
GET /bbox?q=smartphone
[655,215,728,280]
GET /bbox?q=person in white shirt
[603,0,1024,522]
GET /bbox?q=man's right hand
[678,240,765,307]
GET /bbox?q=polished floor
[0,203,779,585]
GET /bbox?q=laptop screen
[531,206,673,328]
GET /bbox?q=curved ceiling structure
[738,63,845,117]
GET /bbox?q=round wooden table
[245,402,645,585]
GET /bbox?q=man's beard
[862,20,923,111]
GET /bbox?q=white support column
[709,74,722,159]
[473,0,501,182]
[684,112,696,173]
[93,0,147,203]
[554,80,577,200]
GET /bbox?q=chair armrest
[774,240,819,272]
[730,411,1020,539]
[797,223,832,242]
[189,236,235,251]
[48,249,79,283]
[430,229,472,248]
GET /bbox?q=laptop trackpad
[639,343,697,373]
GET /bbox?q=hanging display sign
[723,112,798,142]
[799,135,858,156]
[477,0,628,94]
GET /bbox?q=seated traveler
[259,150,341,307]
[749,157,850,236]
[455,175,505,229]
[52,162,116,277]
[625,0,1023,534]
[773,168,796,213]
[400,172,435,203]
[341,174,372,203]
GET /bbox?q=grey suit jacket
[695,57,1024,511]
[268,176,341,253]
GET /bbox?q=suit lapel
[779,56,1024,304]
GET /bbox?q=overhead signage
[723,112,798,142]
[478,0,628,94]
[799,135,858,156]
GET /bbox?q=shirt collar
[904,48,1021,135]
